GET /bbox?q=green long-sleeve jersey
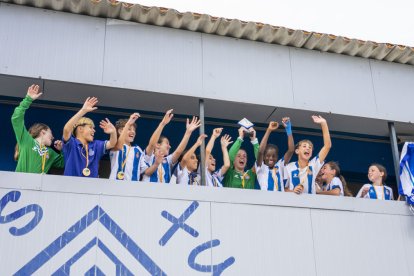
[11,96,64,173]
[223,137,259,189]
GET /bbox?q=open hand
[186,116,201,132]
[312,115,326,125]
[27,84,42,100]
[81,97,98,113]
[220,134,233,148]
[100,118,116,134]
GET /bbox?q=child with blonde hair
[62,97,117,177]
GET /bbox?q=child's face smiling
[207,154,216,172]
[264,148,278,168]
[368,166,383,183]
[234,149,247,172]
[296,142,313,161]
[79,124,95,142]
[321,164,334,181]
[118,126,136,144]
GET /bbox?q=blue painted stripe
[132,147,140,181]
[52,238,98,275]
[99,212,166,275]
[267,170,274,191]
[15,206,101,275]
[163,159,171,183]
[16,205,166,276]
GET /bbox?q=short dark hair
[264,144,279,156]
[370,163,387,182]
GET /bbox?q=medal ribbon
[81,144,89,169]
[271,168,279,191]
[241,171,249,189]
[158,163,163,183]
[40,145,47,174]
[296,163,311,192]
[121,145,131,173]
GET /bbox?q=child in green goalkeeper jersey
[223,126,259,189]
[12,84,64,173]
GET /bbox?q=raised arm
[220,134,233,175]
[312,115,332,163]
[181,134,207,167]
[282,117,295,165]
[249,128,259,160]
[63,97,98,142]
[257,122,279,166]
[206,128,223,160]
[145,109,173,155]
[170,116,201,164]
[229,127,245,163]
[11,85,42,143]
[114,113,140,151]
[99,118,117,150]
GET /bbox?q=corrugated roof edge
[2,0,414,65]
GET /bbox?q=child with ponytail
[12,84,64,174]
[317,161,352,196]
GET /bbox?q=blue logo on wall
[0,191,235,275]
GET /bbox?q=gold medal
[81,144,90,177]
[82,168,91,176]
[117,171,125,180]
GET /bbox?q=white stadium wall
[0,171,413,275]
[1,3,414,124]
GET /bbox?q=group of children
[11,85,394,200]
